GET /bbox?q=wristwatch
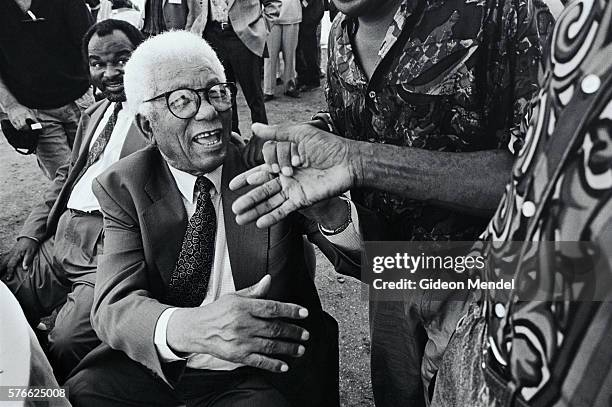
[319,197,352,236]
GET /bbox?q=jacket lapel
[141,148,188,285]
[119,123,148,158]
[141,144,269,290]
[222,144,269,291]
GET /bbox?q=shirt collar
[168,164,223,204]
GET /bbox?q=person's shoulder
[96,145,158,191]
[84,99,109,116]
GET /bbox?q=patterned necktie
[86,102,123,168]
[166,176,217,307]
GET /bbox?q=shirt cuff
[154,308,185,362]
[321,200,362,252]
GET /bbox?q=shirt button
[494,303,506,318]
[522,201,536,217]
[369,91,376,99]
[581,74,601,94]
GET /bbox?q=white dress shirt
[154,164,243,371]
[67,102,133,213]
[209,0,229,23]
[154,166,362,371]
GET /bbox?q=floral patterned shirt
[480,0,612,403]
[326,0,554,241]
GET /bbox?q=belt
[208,20,233,31]
[69,208,103,217]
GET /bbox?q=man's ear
[135,113,155,144]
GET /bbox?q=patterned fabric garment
[86,102,123,168]
[165,176,217,307]
[478,0,612,404]
[326,0,554,240]
[210,0,229,23]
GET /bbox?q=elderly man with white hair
[64,30,358,407]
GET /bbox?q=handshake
[230,121,362,229]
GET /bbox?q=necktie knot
[113,102,123,115]
[196,175,214,196]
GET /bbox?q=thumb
[236,274,271,299]
[22,251,34,271]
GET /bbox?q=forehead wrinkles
[89,31,134,56]
[148,65,218,97]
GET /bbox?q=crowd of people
[0,0,610,406]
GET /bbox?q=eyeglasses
[143,82,236,119]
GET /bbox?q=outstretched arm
[230,122,513,228]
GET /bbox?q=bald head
[124,31,226,115]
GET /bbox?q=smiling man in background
[0,19,146,382]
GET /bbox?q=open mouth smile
[104,82,123,92]
[192,129,222,147]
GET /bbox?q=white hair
[123,30,226,115]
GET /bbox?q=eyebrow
[88,48,133,60]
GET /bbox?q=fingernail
[281,167,292,176]
[301,330,310,341]
[298,308,309,318]
[297,345,305,356]
[280,364,289,372]
[271,164,280,173]
[291,156,301,166]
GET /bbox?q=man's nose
[194,100,218,121]
[104,64,121,79]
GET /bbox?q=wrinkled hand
[2,238,39,280]
[230,122,359,228]
[166,275,310,373]
[5,104,37,131]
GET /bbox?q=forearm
[19,163,70,240]
[0,73,21,111]
[351,142,514,216]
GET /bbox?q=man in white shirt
[0,20,147,382]
[66,30,359,407]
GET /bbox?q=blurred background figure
[190,0,280,134]
[97,0,143,28]
[141,0,200,36]
[263,0,302,101]
[0,0,94,180]
[296,0,324,91]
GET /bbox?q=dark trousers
[368,284,472,407]
[67,348,289,407]
[67,312,339,407]
[203,24,268,133]
[296,22,320,87]
[0,210,102,383]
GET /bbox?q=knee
[66,369,98,407]
[48,326,77,358]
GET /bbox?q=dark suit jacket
[89,143,358,405]
[18,99,147,242]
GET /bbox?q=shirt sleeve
[321,200,362,252]
[505,0,555,155]
[153,308,186,362]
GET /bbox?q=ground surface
[0,81,374,406]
